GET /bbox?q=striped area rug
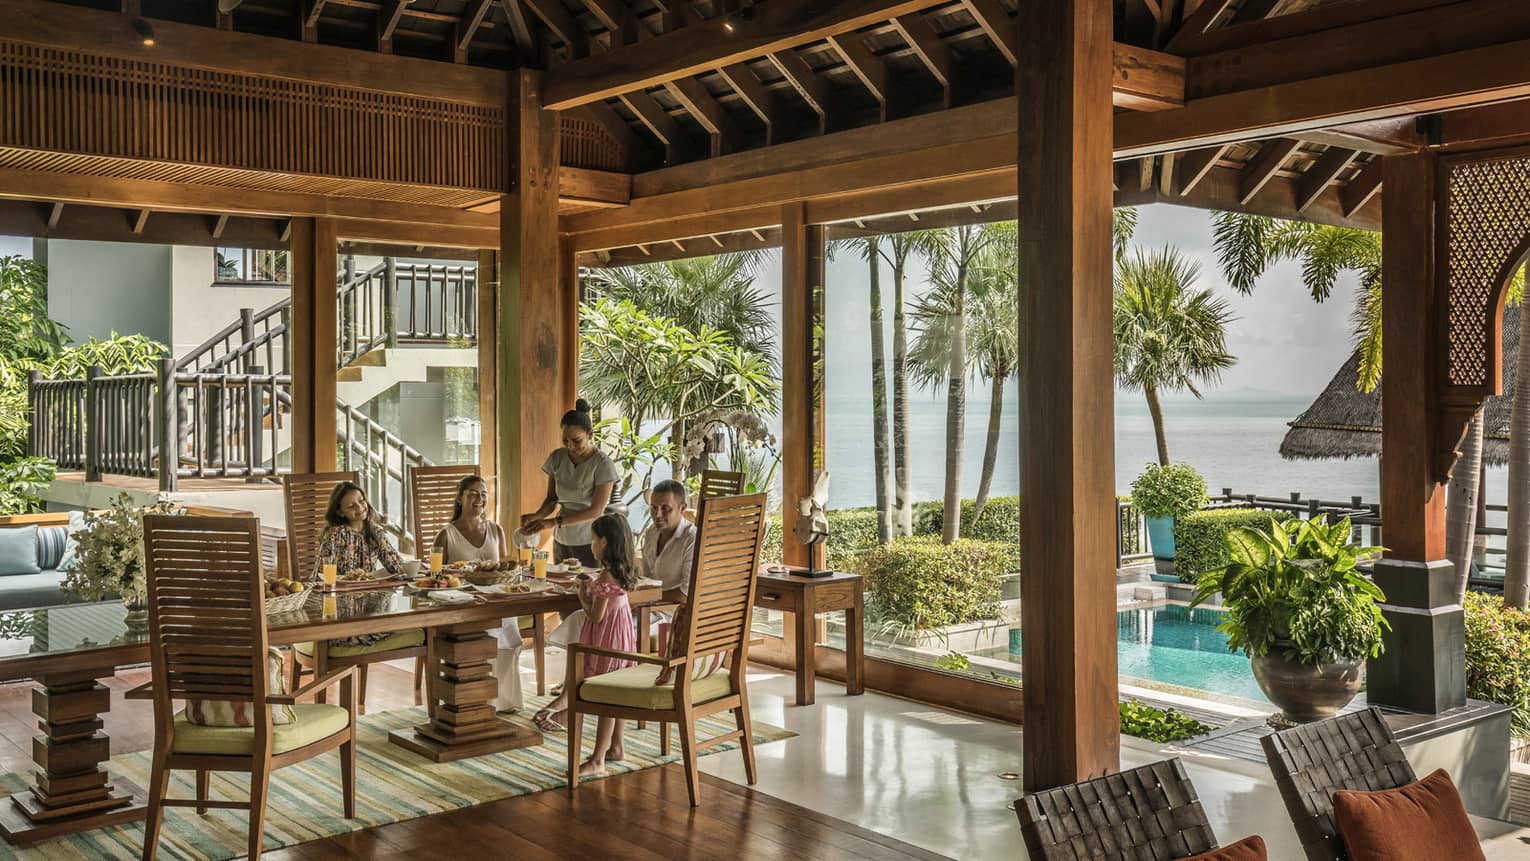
[0,696,794,860]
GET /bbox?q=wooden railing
[338,402,429,552]
[336,259,477,368]
[1116,499,1150,567]
[178,298,291,374]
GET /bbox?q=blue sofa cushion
[0,525,41,577]
[0,571,67,611]
[37,525,68,570]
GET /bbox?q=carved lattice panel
[1443,153,1530,391]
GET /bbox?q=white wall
[43,240,172,345]
[169,246,288,363]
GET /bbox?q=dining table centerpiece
[61,492,180,623]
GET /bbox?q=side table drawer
[754,589,800,613]
[814,582,859,611]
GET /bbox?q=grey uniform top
[541,448,618,546]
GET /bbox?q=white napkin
[428,589,475,604]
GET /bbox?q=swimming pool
[987,604,1271,705]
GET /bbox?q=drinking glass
[321,593,338,620]
[321,563,337,589]
[518,545,533,568]
[429,551,444,573]
[532,550,548,580]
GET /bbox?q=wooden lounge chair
[565,492,768,807]
[408,463,549,696]
[1016,758,1221,860]
[283,471,425,711]
[139,514,357,860]
[1261,707,1417,861]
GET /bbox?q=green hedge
[912,496,1021,544]
[1464,592,1530,738]
[851,536,1008,632]
[1172,508,1295,583]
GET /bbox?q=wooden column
[290,217,339,474]
[1370,152,1465,714]
[780,202,826,572]
[1016,0,1120,791]
[477,248,499,520]
[499,69,573,530]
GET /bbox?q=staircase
[27,258,478,543]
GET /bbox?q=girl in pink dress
[533,513,638,776]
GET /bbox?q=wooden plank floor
[2,663,948,860]
[264,769,949,861]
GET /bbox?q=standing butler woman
[520,399,618,568]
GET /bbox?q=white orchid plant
[62,493,180,606]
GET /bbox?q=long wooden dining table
[0,577,656,844]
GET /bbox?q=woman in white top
[431,475,522,713]
[641,479,697,632]
[520,400,618,569]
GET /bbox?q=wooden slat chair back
[1016,758,1219,860]
[698,469,745,498]
[409,463,479,554]
[566,492,768,807]
[282,471,358,581]
[140,514,357,860]
[1261,707,1416,861]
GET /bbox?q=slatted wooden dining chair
[1262,707,1417,861]
[566,492,768,807]
[140,514,357,860]
[408,463,550,695]
[283,471,425,711]
[698,468,745,498]
[1016,758,1221,860]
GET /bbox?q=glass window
[214,247,289,284]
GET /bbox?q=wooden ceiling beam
[1111,43,1185,112]
[1339,158,1383,218]
[888,14,953,105]
[583,0,639,46]
[130,208,151,234]
[1115,163,1381,231]
[501,0,537,59]
[1293,117,1424,155]
[1437,99,1530,149]
[523,0,589,58]
[767,50,831,132]
[378,0,407,50]
[305,0,329,28]
[1294,145,1359,213]
[1164,0,1235,53]
[211,213,229,239]
[962,0,1016,65]
[1174,144,1230,196]
[455,0,496,62]
[663,77,741,156]
[825,32,889,114]
[1173,0,1466,58]
[46,202,64,230]
[1114,36,1530,157]
[618,89,683,157]
[542,0,942,110]
[717,63,780,141]
[1237,138,1301,204]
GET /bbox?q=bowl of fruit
[263,578,311,614]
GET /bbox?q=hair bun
[575,398,592,413]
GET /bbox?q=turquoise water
[995,604,1271,705]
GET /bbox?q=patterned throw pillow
[657,607,729,682]
[35,525,69,570]
[183,649,296,726]
[57,510,86,572]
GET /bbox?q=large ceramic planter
[1251,654,1364,723]
[1145,515,1176,575]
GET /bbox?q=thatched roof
[1281,303,1519,466]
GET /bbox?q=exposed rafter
[962,0,1016,65]
[1339,158,1383,217]
[888,14,953,105]
[378,0,408,51]
[211,213,229,238]
[1294,145,1359,212]
[768,49,831,131]
[619,89,683,158]
[825,32,888,115]
[1175,144,1231,196]
[664,77,739,156]
[1237,138,1301,204]
[130,208,151,234]
[522,0,588,58]
[455,0,496,62]
[46,201,64,229]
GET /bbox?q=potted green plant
[62,493,179,622]
[1191,516,1387,723]
[1129,463,1207,575]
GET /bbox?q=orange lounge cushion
[1182,835,1268,860]
[1333,768,1485,861]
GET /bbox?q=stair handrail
[177,296,292,374]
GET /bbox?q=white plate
[411,583,473,593]
[546,563,590,575]
[477,580,555,596]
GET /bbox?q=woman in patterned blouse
[315,481,401,580]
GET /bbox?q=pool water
[991,604,1271,705]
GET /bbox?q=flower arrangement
[62,493,180,606]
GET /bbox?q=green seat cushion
[579,665,734,711]
[172,703,348,756]
[294,628,425,658]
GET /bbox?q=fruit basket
[264,580,312,615]
[465,562,520,587]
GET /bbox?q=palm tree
[1113,246,1236,465]
[584,252,778,481]
[883,231,942,537]
[908,224,1000,543]
[828,235,895,545]
[1209,213,1526,603]
[968,224,1020,520]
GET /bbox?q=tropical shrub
[913,496,1020,545]
[1192,517,1388,666]
[1463,592,1530,738]
[1130,463,1207,520]
[1119,700,1211,742]
[0,255,68,363]
[854,536,1007,635]
[0,456,56,515]
[40,333,169,378]
[1173,508,1296,583]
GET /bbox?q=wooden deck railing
[337,259,477,368]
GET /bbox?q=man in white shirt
[641,479,697,631]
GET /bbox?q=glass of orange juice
[428,551,444,573]
[518,545,532,569]
[532,550,548,580]
[321,593,337,619]
[321,563,337,590]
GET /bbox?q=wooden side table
[754,570,864,706]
